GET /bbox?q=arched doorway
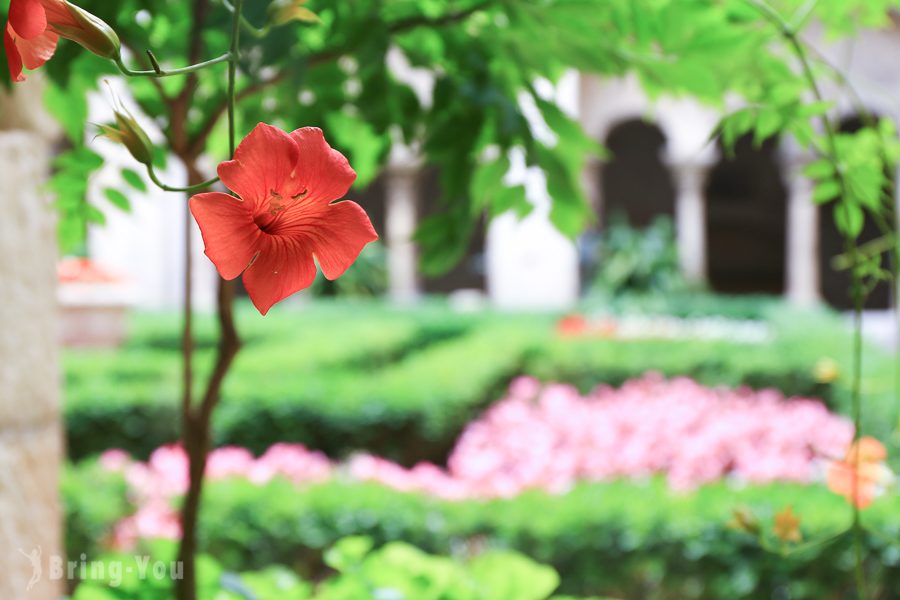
[600,119,675,227]
[819,116,893,309]
[705,135,787,294]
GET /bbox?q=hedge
[65,304,546,463]
[64,300,900,464]
[63,461,900,599]
[523,305,899,438]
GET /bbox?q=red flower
[5,0,119,82]
[6,0,66,81]
[190,123,378,315]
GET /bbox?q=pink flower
[99,448,131,472]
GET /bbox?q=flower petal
[289,127,357,205]
[189,192,261,280]
[4,27,24,82]
[13,27,57,70]
[242,235,317,315]
[826,461,876,509]
[9,0,46,40]
[42,0,78,28]
[218,123,302,210]
[268,199,378,280]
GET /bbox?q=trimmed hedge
[195,479,900,599]
[65,303,546,463]
[64,300,900,464]
[63,461,900,599]
[523,305,900,440]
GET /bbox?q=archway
[705,135,787,294]
[600,119,675,227]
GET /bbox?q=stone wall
[0,92,63,599]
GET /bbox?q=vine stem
[146,165,219,193]
[743,1,868,596]
[115,52,231,77]
[174,1,243,599]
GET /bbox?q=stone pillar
[784,158,821,306]
[666,156,715,284]
[581,157,603,223]
[384,166,421,303]
[0,132,63,600]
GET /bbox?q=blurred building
[84,22,900,311]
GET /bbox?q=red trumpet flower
[5,0,119,82]
[190,123,378,315]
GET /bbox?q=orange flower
[826,436,893,509]
[773,505,802,543]
[190,124,378,315]
[556,314,588,337]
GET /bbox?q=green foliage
[63,300,900,463]
[807,120,900,239]
[64,302,546,462]
[63,460,131,560]
[39,0,900,269]
[62,462,900,599]
[315,537,562,600]
[69,535,579,600]
[51,146,105,253]
[589,215,687,298]
[711,2,900,297]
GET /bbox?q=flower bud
[100,109,154,166]
[729,507,760,536]
[267,0,320,26]
[53,1,121,60]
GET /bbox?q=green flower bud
[53,2,121,60]
[100,109,154,166]
[267,0,320,26]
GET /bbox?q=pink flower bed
[352,375,852,497]
[104,443,331,547]
[102,375,854,546]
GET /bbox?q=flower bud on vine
[100,108,154,167]
[267,0,320,26]
[54,1,121,60]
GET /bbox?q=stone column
[784,158,821,306]
[384,166,421,303]
[581,157,603,225]
[0,132,63,600]
[666,156,715,284]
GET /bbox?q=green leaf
[121,168,147,192]
[470,153,511,214]
[833,202,864,238]
[103,188,131,212]
[469,551,561,600]
[324,536,374,572]
[86,205,106,225]
[803,159,834,180]
[535,145,592,237]
[813,180,841,204]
